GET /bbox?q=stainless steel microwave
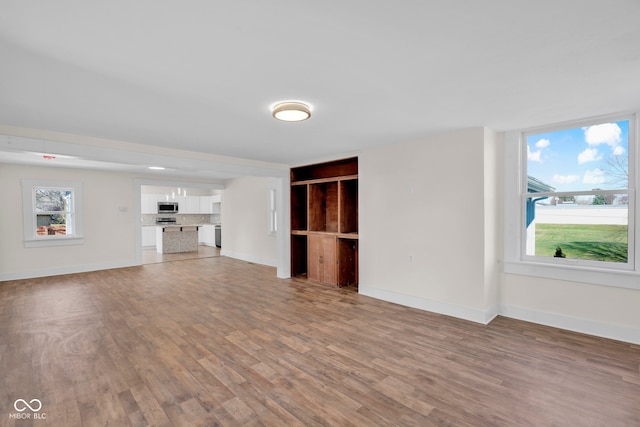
[157,201,179,214]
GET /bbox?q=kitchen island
[156,225,199,254]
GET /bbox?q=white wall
[357,127,640,343]
[499,274,640,344]
[483,127,500,312]
[1,164,139,280]
[359,127,498,323]
[4,128,638,344]
[499,132,640,344]
[1,163,284,281]
[220,176,278,267]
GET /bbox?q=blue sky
[527,120,629,192]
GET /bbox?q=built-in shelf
[291,184,308,231]
[339,179,358,234]
[290,157,358,287]
[309,181,339,232]
[291,234,308,278]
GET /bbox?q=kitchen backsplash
[141,214,221,226]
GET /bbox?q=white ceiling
[1,1,639,180]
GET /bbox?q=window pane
[35,189,73,212]
[525,197,628,263]
[527,120,629,192]
[36,213,71,236]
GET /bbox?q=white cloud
[528,138,550,162]
[613,145,625,156]
[584,123,622,147]
[527,145,541,162]
[535,138,550,149]
[553,174,580,184]
[583,168,605,185]
[578,148,602,164]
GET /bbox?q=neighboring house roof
[527,175,555,193]
[526,176,554,228]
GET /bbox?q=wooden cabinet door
[308,235,321,282]
[308,235,336,285]
[321,235,336,284]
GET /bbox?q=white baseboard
[357,285,639,345]
[219,250,277,268]
[358,285,498,325]
[498,304,640,345]
[0,260,140,282]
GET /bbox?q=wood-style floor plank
[1,256,639,426]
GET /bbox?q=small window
[22,180,84,247]
[523,117,633,268]
[268,187,277,235]
[34,187,74,237]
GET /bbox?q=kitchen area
[140,185,222,263]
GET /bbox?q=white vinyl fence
[534,205,628,225]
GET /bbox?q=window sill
[24,237,84,248]
[503,260,640,290]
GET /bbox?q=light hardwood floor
[1,256,639,426]
[142,245,220,264]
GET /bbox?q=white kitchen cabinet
[141,194,154,214]
[199,196,213,214]
[141,194,148,213]
[143,193,219,214]
[198,195,221,214]
[142,194,168,214]
[210,195,221,214]
[173,195,186,212]
[184,196,200,214]
[200,224,216,246]
[141,226,157,247]
[171,195,199,214]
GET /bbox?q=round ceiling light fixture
[271,101,311,122]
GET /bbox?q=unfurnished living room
[1,2,639,426]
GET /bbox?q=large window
[524,118,632,268]
[22,180,84,247]
[504,114,638,288]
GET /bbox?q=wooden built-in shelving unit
[290,157,358,287]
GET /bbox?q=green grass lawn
[535,224,628,263]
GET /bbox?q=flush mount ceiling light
[271,101,311,122]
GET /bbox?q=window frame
[267,186,278,236]
[503,113,640,289]
[22,179,84,247]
